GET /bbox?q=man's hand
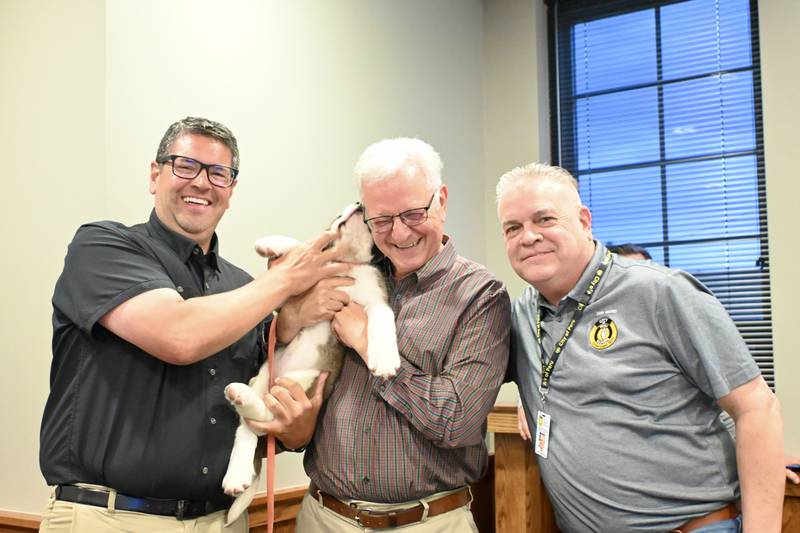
[244,373,328,450]
[276,277,354,343]
[517,402,532,441]
[269,230,350,296]
[331,302,368,360]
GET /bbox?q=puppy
[221,203,401,524]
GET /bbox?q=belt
[55,484,229,520]
[309,483,472,529]
[670,503,740,533]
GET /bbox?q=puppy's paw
[225,383,269,420]
[367,340,401,380]
[225,383,258,407]
[222,464,256,496]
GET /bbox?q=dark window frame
[545,0,774,385]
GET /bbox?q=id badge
[534,410,551,458]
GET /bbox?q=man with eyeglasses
[39,116,349,532]
[266,137,511,532]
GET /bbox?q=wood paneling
[0,511,40,533]
[247,485,306,533]
[489,404,558,533]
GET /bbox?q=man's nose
[191,168,213,189]
[390,216,413,238]
[521,228,542,244]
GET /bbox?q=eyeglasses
[363,193,437,234]
[157,155,239,188]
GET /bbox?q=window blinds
[547,0,773,385]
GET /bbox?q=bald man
[496,163,784,532]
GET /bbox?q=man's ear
[579,205,592,235]
[437,184,448,221]
[149,161,160,195]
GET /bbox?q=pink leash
[265,318,277,533]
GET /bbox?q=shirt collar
[538,240,606,313]
[146,209,220,271]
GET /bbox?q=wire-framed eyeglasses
[363,192,437,234]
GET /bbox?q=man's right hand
[269,229,350,296]
[518,402,532,441]
[245,373,328,451]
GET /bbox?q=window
[548,0,773,385]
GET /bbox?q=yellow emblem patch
[589,317,618,350]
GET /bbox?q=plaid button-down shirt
[304,238,511,502]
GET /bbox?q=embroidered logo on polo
[589,316,617,350]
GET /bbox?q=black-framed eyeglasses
[157,155,239,188]
[363,193,437,234]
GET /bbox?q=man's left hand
[332,302,368,360]
[244,373,328,450]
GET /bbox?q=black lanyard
[534,250,613,403]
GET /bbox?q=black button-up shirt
[41,210,264,504]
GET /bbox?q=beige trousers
[294,492,479,533]
[38,486,248,533]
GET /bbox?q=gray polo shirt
[509,243,759,532]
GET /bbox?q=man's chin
[516,266,553,286]
[388,256,425,278]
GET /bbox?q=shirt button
[201,466,209,475]
[209,368,216,376]
[363,427,370,434]
[210,417,217,425]
[193,249,200,255]
[176,285,184,293]
[362,477,370,484]
[205,282,210,289]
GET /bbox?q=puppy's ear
[330,203,362,231]
[254,245,281,260]
[254,236,301,258]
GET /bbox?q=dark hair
[608,243,652,260]
[156,116,240,168]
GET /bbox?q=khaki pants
[39,486,248,533]
[295,492,479,533]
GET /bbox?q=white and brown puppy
[221,203,400,524]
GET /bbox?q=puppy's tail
[225,482,258,527]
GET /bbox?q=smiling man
[497,162,785,532]
[279,137,511,532]
[39,117,349,532]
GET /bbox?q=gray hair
[354,137,443,194]
[496,162,578,204]
[156,116,240,169]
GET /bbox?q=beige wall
[0,0,796,518]
[760,0,800,451]
[0,0,107,515]
[482,0,549,404]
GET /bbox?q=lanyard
[534,250,613,403]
